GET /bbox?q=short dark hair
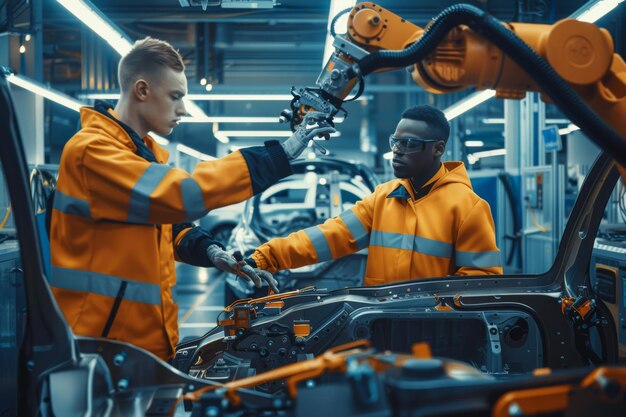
[401,105,450,142]
[118,37,185,93]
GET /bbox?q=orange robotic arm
[306,2,626,179]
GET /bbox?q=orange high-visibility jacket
[252,162,502,285]
[50,104,292,360]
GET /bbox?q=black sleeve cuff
[174,225,224,267]
[239,140,293,194]
[244,257,257,268]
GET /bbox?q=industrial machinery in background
[281,3,626,170]
[3,2,626,416]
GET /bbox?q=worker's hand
[281,111,336,160]
[206,245,279,293]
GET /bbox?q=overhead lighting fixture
[56,0,209,119]
[322,0,357,65]
[212,122,229,144]
[471,148,507,158]
[573,0,624,23]
[176,144,215,161]
[465,140,485,147]
[181,115,344,124]
[217,130,341,138]
[79,91,367,103]
[56,0,132,56]
[182,98,208,118]
[559,123,580,135]
[467,148,507,165]
[189,93,293,101]
[7,73,83,112]
[78,93,119,100]
[482,118,571,125]
[80,92,293,101]
[81,92,292,101]
[182,116,280,123]
[443,90,496,120]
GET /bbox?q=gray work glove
[207,244,279,293]
[281,111,337,160]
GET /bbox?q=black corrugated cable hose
[355,4,626,167]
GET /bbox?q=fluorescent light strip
[467,148,507,165]
[188,94,292,101]
[559,123,580,135]
[56,0,132,56]
[81,92,366,103]
[470,148,507,159]
[182,116,279,123]
[56,0,210,120]
[482,118,571,124]
[7,74,83,112]
[211,122,229,144]
[444,90,496,120]
[80,93,292,101]
[176,144,216,160]
[181,116,344,124]
[183,98,209,119]
[575,0,624,22]
[323,0,357,65]
[465,140,485,147]
[78,93,120,100]
[217,130,341,138]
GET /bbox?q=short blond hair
[118,37,185,93]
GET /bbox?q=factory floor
[176,262,226,342]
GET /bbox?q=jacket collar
[387,184,412,200]
[387,163,447,201]
[92,101,160,163]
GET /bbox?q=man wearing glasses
[226,105,502,286]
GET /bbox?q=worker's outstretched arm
[250,192,376,273]
[453,199,503,276]
[56,139,291,225]
[172,223,221,266]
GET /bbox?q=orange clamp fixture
[181,340,372,408]
[293,320,311,338]
[223,286,317,313]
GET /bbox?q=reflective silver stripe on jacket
[370,230,453,259]
[171,284,178,304]
[50,266,162,305]
[455,250,502,268]
[53,190,91,219]
[339,209,369,250]
[304,226,333,262]
[128,163,171,223]
[181,177,206,221]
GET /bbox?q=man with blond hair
[49,37,334,360]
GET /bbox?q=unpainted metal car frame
[174,153,621,384]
